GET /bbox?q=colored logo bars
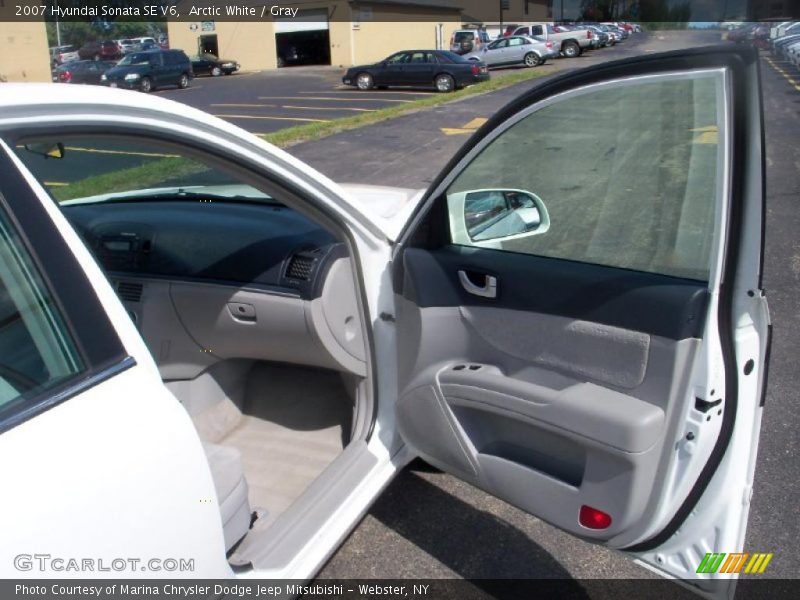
[696,552,774,574]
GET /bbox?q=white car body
[0,46,771,597]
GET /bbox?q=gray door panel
[395,293,701,540]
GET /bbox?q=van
[450,29,492,54]
[101,49,193,93]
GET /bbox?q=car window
[493,39,509,49]
[445,71,727,281]
[118,53,150,66]
[509,37,524,46]
[409,52,433,64]
[532,25,544,35]
[14,137,262,204]
[0,207,85,413]
[386,52,408,64]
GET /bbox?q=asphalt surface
[295,30,800,583]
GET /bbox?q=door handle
[458,270,497,299]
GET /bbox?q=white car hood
[338,183,426,242]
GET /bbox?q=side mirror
[447,189,550,247]
[24,142,65,160]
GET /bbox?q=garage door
[274,9,329,33]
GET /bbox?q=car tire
[356,73,374,91]
[523,52,539,67]
[435,73,455,93]
[211,67,222,77]
[562,41,581,58]
[178,73,190,89]
[139,77,153,93]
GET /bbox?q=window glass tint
[0,209,85,412]
[532,25,544,35]
[509,38,524,46]
[15,138,263,205]
[446,72,725,281]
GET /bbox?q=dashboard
[62,199,367,380]
[63,200,343,299]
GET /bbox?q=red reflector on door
[579,505,612,529]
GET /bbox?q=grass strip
[261,68,548,148]
[52,157,206,202]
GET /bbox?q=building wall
[167,21,278,70]
[0,20,51,82]
[168,1,463,71]
[460,0,551,24]
[346,5,461,66]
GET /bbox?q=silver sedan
[463,35,559,68]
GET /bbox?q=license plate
[110,83,118,88]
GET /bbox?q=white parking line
[281,105,378,112]
[258,96,413,103]
[213,114,331,123]
[306,90,436,96]
[211,103,279,108]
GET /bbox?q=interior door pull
[458,270,497,299]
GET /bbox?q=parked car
[0,45,773,588]
[116,39,136,54]
[582,25,611,48]
[463,35,558,68]
[78,40,122,61]
[52,60,117,85]
[191,53,240,76]
[49,45,79,68]
[511,23,593,58]
[771,33,800,59]
[450,29,492,54]
[343,50,488,92]
[101,49,193,93]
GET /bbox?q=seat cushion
[203,442,251,551]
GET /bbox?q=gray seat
[203,442,251,551]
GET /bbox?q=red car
[78,40,122,61]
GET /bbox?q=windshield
[118,53,152,66]
[14,137,278,206]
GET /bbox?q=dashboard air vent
[116,280,143,303]
[285,253,317,281]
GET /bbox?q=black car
[342,50,489,93]
[190,53,240,76]
[52,60,117,85]
[101,49,193,93]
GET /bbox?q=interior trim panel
[402,246,710,341]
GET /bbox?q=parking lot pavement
[304,32,800,583]
[155,67,439,134]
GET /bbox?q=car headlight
[222,62,234,68]
[100,74,107,81]
[124,73,141,81]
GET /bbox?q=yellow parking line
[211,103,278,108]
[213,114,331,123]
[65,146,180,158]
[44,181,69,187]
[281,105,377,112]
[258,96,412,103]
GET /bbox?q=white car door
[390,46,770,595]
[0,84,400,581]
[0,141,230,578]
